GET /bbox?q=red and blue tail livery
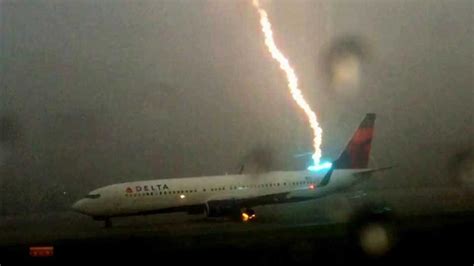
[333,113,376,169]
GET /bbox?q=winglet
[318,168,334,187]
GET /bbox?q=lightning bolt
[252,0,322,166]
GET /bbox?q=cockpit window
[84,194,101,199]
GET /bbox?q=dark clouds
[1,0,472,214]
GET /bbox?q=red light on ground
[309,184,315,190]
[29,246,54,257]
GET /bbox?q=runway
[1,187,473,264]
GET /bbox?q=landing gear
[240,208,256,222]
[204,202,256,222]
[104,218,112,228]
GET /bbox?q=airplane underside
[92,195,318,227]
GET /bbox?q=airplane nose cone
[72,199,86,214]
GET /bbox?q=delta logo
[125,184,170,193]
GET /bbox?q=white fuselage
[72,169,364,218]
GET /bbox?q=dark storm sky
[1,0,472,213]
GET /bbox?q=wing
[205,187,314,210]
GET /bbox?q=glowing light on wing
[307,161,332,172]
[252,0,322,166]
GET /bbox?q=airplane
[72,113,388,227]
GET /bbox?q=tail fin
[333,113,376,169]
